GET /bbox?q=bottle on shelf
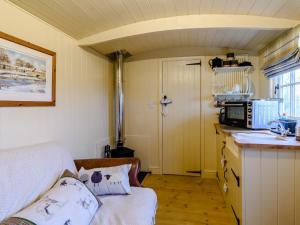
[296,121,300,141]
[104,145,111,158]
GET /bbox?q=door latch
[160,95,173,106]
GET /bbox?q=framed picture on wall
[0,31,56,106]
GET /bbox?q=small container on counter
[279,118,297,134]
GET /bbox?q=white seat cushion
[0,143,76,222]
[90,187,157,225]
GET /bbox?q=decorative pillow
[78,164,132,196]
[1,170,101,225]
[0,217,35,225]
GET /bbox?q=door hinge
[186,61,201,66]
[186,170,202,174]
[216,172,220,181]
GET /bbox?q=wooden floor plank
[143,175,234,225]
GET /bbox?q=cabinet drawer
[216,130,226,196]
[224,146,242,189]
[222,146,242,224]
[228,169,242,223]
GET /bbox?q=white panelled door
[162,59,201,176]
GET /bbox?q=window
[273,69,300,117]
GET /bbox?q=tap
[268,120,290,136]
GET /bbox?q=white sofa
[0,143,157,225]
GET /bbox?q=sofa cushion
[0,143,76,222]
[90,187,157,225]
[78,164,132,196]
[2,170,101,225]
[0,217,35,225]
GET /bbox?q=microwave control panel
[246,101,252,128]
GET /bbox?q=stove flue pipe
[115,51,125,147]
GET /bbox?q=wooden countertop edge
[234,140,300,150]
[214,123,242,136]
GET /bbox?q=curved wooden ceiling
[9,0,300,56]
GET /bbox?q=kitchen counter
[214,123,300,150]
[215,124,300,225]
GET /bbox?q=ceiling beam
[125,46,257,62]
[78,14,300,46]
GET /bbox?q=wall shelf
[213,93,253,104]
[211,56,254,106]
[212,93,253,96]
[213,66,253,74]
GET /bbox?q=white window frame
[273,69,300,118]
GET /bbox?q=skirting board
[202,170,217,179]
[149,167,161,175]
[149,167,217,179]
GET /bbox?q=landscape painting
[0,47,46,94]
[0,31,56,106]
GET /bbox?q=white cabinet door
[243,149,300,225]
[162,59,201,175]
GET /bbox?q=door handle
[231,205,240,225]
[161,95,172,117]
[160,95,173,106]
[231,168,240,187]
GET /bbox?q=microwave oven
[220,100,279,129]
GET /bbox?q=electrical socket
[95,137,112,158]
[95,141,103,158]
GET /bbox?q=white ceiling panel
[9,0,300,39]
[7,0,299,57]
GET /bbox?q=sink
[233,132,283,140]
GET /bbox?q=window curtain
[261,25,300,78]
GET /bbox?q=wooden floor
[143,175,234,225]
